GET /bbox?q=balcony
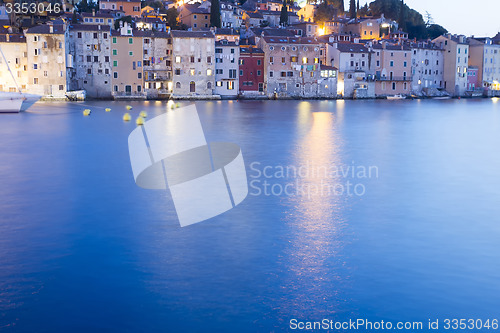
[374,75,412,82]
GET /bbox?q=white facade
[469,38,500,90]
[0,35,29,93]
[214,40,239,98]
[411,43,444,95]
[68,24,112,98]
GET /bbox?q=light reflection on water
[1,99,500,332]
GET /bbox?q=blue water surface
[1,99,500,332]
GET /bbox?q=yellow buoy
[123,113,131,121]
[126,105,132,110]
[105,108,111,112]
[83,109,91,116]
[136,116,144,125]
[170,103,176,109]
[175,103,180,108]
[139,111,148,118]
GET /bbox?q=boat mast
[0,45,23,94]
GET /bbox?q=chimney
[6,34,9,42]
[92,9,95,16]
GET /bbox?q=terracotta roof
[69,24,111,31]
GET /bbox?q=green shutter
[113,60,117,67]
[112,37,116,43]
[129,38,133,44]
[112,49,117,55]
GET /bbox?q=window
[190,81,195,92]
[138,72,142,79]
[129,51,133,56]
[257,60,261,66]
[43,41,47,48]
[194,14,197,19]
[390,61,394,67]
[94,56,98,62]
[93,33,98,39]
[105,56,109,62]
[282,57,286,63]
[302,57,307,64]
[112,37,116,43]
[207,56,212,63]
[176,82,181,89]
[257,70,261,76]
[78,32,82,38]
[227,81,234,90]
[33,64,38,69]
[207,82,212,89]
[33,78,38,84]
[114,72,118,78]
[129,38,133,44]
[112,49,117,55]
[59,85,64,90]
[43,71,48,77]
[87,69,91,74]
[270,57,274,63]
[175,69,181,75]
[231,48,235,54]
[216,81,223,87]
[392,82,396,90]
[270,71,273,77]
[376,60,380,67]
[191,56,195,63]
[207,69,213,76]
[175,56,181,63]
[103,33,107,39]
[229,69,236,78]
[113,60,117,67]
[133,62,136,70]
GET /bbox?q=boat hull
[0,96,24,113]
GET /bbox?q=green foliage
[210,0,221,28]
[349,0,356,18]
[165,7,180,29]
[114,16,133,30]
[280,0,288,26]
[426,24,447,39]
[76,0,99,13]
[314,1,337,25]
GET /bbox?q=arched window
[190,81,195,92]
[176,82,181,89]
[207,82,212,89]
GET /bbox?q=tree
[426,24,447,39]
[339,0,345,13]
[210,0,221,28]
[165,7,179,29]
[356,0,359,12]
[314,1,336,25]
[280,0,288,26]
[76,0,98,13]
[398,0,407,31]
[358,3,369,16]
[349,0,356,18]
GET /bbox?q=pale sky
[359,0,500,37]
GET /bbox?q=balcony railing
[374,76,412,82]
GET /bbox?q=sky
[359,0,500,37]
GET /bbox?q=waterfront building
[288,22,319,37]
[259,36,322,98]
[370,42,412,96]
[100,0,141,17]
[25,23,69,98]
[468,37,500,92]
[432,34,469,96]
[142,31,173,99]
[410,41,444,95]
[467,66,480,91]
[0,34,28,93]
[179,4,211,31]
[318,64,338,97]
[238,47,265,96]
[214,39,240,98]
[68,24,113,98]
[170,30,215,98]
[324,42,372,98]
[110,24,145,98]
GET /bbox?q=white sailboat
[0,45,41,113]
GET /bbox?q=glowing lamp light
[317,27,325,36]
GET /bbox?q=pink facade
[372,43,412,96]
[467,67,480,91]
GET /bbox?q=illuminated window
[175,56,181,63]
[190,69,195,76]
[302,57,307,64]
[207,69,212,76]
